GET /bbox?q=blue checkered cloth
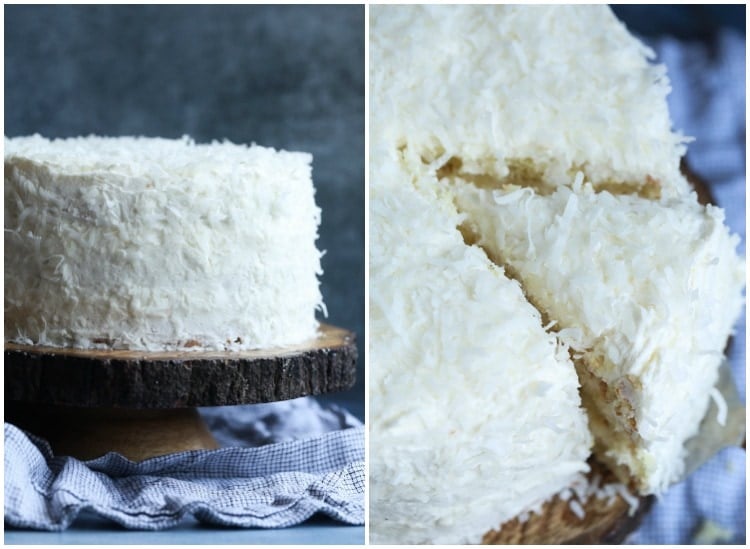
[628,30,746,545]
[4,398,364,530]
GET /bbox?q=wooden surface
[5,324,357,408]
[682,159,714,206]
[6,404,219,461]
[483,460,653,544]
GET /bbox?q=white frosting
[371,4,691,197]
[369,147,591,544]
[453,177,745,494]
[5,135,324,351]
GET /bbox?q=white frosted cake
[370,3,745,544]
[4,135,324,351]
[370,146,592,545]
[371,4,691,200]
[453,176,745,494]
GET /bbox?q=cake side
[369,148,592,544]
[452,176,745,494]
[371,4,690,198]
[4,135,324,351]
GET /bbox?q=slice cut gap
[450,177,652,494]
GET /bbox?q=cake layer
[453,176,745,494]
[371,4,690,198]
[5,135,324,351]
[369,148,592,544]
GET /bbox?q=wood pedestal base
[6,403,218,461]
[5,324,358,461]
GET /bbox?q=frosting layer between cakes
[5,135,324,351]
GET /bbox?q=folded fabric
[199,398,363,447]
[4,398,364,531]
[629,30,746,545]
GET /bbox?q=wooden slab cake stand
[484,458,654,544]
[5,324,357,461]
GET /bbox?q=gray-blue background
[5,4,365,419]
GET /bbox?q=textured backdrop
[4,4,365,418]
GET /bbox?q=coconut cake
[452,175,745,494]
[370,4,693,200]
[4,135,324,351]
[369,145,592,544]
[369,3,746,544]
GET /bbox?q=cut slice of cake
[4,135,324,351]
[369,147,592,544]
[452,175,745,494]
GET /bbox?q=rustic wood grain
[5,324,357,408]
[483,459,653,545]
[681,160,714,206]
[6,403,219,461]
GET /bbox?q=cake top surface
[5,134,311,180]
[370,4,690,196]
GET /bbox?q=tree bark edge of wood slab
[483,459,654,544]
[5,324,358,408]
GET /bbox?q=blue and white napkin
[4,397,364,531]
[629,30,746,545]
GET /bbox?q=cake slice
[452,175,745,494]
[5,135,324,351]
[369,148,592,544]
